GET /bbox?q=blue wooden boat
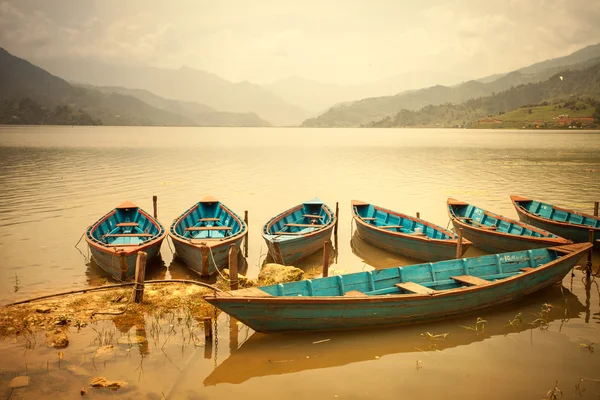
[511,195,600,250]
[169,196,247,277]
[84,201,166,280]
[447,198,571,254]
[204,243,590,332]
[352,200,472,261]
[262,199,336,265]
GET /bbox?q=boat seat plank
[362,217,377,221]
[344,290,368,297]
[451,275,490,286]
[186,226,232,231]
[199,218,220,222]
[104,233,153,237]
[460,217,473,221]
[408,232,426,236]
[378,225,404,229]
[395,282,435,294]
[285,223,323,227]
[520,267,534,272]
[303,214,323,219]
[274,231,303,235]
[116,222,139,227]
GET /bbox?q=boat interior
[353,203,453,239]
[259,247,558,297]
[449,202,558,237]
[91,206,162,246]
[517,199,600,227]
[266,200,332,236]
[175,201,243,240]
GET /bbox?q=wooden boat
[84,201,166,280]
[511,195,600,249]
[204,243,590,332]
[169,196,247,277]
[352,200,471,261]
[447,198,571,254]
[262,198,336,265]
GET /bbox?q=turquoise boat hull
[511,195,600,250]
[262,198,336,265]
[352,200,471,261]
[169,196,247,277]
[204,243,590,332]
[85,201,166,280]
[448,198,571,254]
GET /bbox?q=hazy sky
[1,0,599,84]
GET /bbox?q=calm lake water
[0,126,599,399]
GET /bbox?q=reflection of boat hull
[205,243,590,332]
[352,200,471,261]
[448,198,571,254]
[204,284,585,386]
[511,195,600,250]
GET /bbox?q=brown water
[0,126,599,399]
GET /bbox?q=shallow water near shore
[0,126,599,399]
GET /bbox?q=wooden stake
[334,202,339,235]
[243,210,249,258]
[594,201,599,217]
[322,241,331,277]
[152,195,158,219]
[416,212,421,219]
[201,245,209,277]
[229,317,239,352]
[586,229,594,279]
[134,251,147,303]
[229,244,238,291]
[203,317,212,341]
[456,228,463,259]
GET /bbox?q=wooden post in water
[203,317,212,341]
[334,202,339,235]
[594,201,599,217]
[322,241,331,277]
[586,229,594,279]
[201,245,210,277]
[152,195,158,219]
[134,251,147,303]
[243,210,249,258]
[456,228,463,259]
[416,212,421,219]
[229,244,238,291]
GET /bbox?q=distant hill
[366,62,600,129]
[0,98,101,125]
[303,42,600,127]
[78,85,270,127]
[34,58,311,126]
[263,71,467,114]
[0,48,270,126]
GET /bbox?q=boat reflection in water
[203,284,584,386]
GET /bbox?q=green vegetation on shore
[0,98,102,126]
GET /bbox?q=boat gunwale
[351,200,471,247]
[85,206,167,256]
[510,195,600,232]
[447,198,572,245]
[168,200,247,249]
[205,243,591,304]
[262,202,336,241]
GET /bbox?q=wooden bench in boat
[198,218,220,222]
[451,275,490,286]
[116,222,139,227]
[274,231,303,235]
[186,226,232,231]
[285,223,323,228]
[362,217,377,221]
[395,282,435,294]
[408,232,426,236]
[378,225,404,229]
[460,217,473,221]
[303,214,323,219]
[104,233,153,237]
